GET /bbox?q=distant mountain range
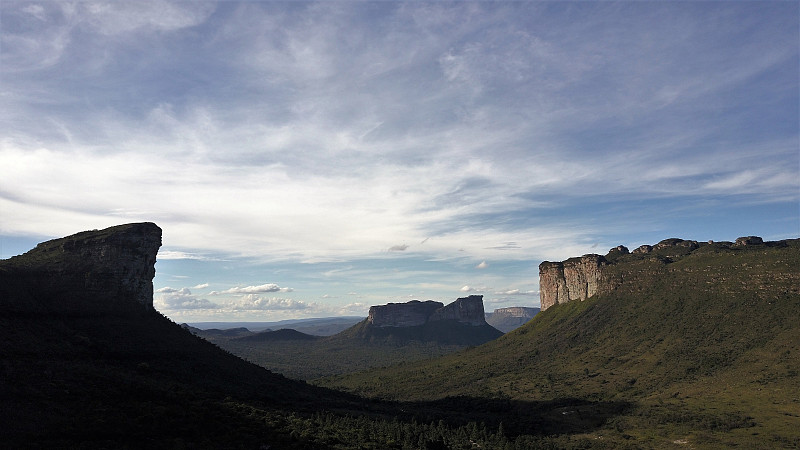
[187,316,365,335]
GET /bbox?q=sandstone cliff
[486,306,539,333]
[367,300,444,327]
[489,306,539,319]
[368,295,489,327]
[538,236,781,311]
[428,295,486,326]
[0,222,162,313]
[539,254,610,311]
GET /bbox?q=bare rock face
[0,223,162,313]
[429,295,486,326]
[486,306,539,333]
[367,295,489,327]
[367,300,444,327]
[734,236,764,246]
[539,235,773,312]
[490,307,539,319]
[539,254,609,311]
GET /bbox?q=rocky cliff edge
[0,222,162,313]
[368,295,488,327]
[539,236,789,311]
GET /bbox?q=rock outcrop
[539,235,778,312]
[539,254,610,311]
[734,236,764,246]
[429,295,486,326]
[489,306,539,319]
[0,222,162,313]
[367,300,444,327]
[486,307,539,333]
[368,295,489,327]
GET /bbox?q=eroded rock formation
[0,222,162,313]
[539,254,609,311]
[429,295,486,326]
[539,235,775,311]
[486,306,539,333]
[368,295,489,327]
[367,300,443,327]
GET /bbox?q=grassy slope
[3,224,620,448]
[320,241,800,448]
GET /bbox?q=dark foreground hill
[0,223,345,447]
[321,237,800,448]
[0,223,631,448]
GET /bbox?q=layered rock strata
[428,295,486,325]
[489,306,539,320]
[367,300,443,327]
[539,235,777,311]
[368,295,489,327]
[539,254,609,311]
[486,307,540,333]
[0,222,162,313]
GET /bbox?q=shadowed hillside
[320,238,800,448]
[1,223,632,448]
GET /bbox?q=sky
[1,1,798,323]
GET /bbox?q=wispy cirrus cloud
[1,1,797,320]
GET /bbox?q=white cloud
[154,287,218,310]
[460,285,491,293]
[2,2,797,322]
[83,1,216,35]
[222,284,293,294]
[475,261,489,269]
[158,250,216,261]
[231,295,309,311]
[191,283,209,290]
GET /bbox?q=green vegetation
[199,319,500,380]
[320,239,800,448]
[3,228,797,448]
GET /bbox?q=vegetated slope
[4,223,631,448]
[320,239,800,448]
[203,318,497,380]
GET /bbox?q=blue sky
[1,1,798,322]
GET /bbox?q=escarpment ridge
[539,235,794,311]
[0,222,161,313]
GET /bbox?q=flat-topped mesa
[367,295,489,327]
[539,254,608,311]
[368,300,444,327]
[491,306,539,319]
[0,223,162,313]
[429,295,487,326]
